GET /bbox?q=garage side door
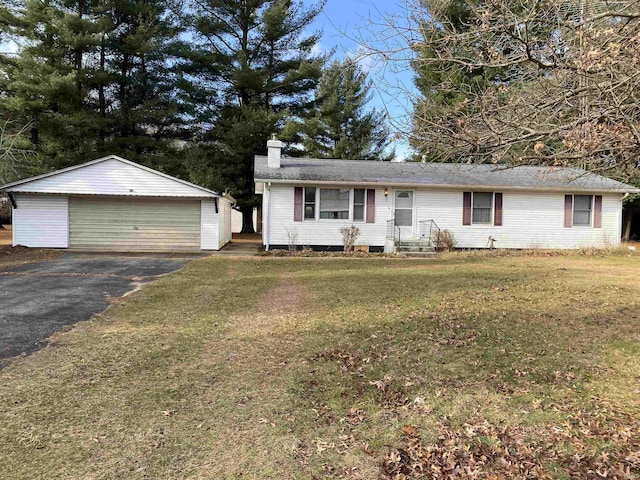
[69,197,201,251]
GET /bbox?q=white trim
[1,155,221,197]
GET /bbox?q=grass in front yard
[0,255,639,479]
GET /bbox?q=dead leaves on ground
[382,399,640,479]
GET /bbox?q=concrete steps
[395,240,437,258]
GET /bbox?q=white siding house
[1,155,234,252]
[255,140,638,251]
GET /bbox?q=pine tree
[188,0,326,232]
[290,58,392,160]
[0,0,193,173]
[0,0,98,163]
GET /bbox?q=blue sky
[309,0,418,159]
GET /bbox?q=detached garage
[0,155,233,251]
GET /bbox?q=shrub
[340,225,361,252]
[285,227,298,252]
[432,229,457,251]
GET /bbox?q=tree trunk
[240,204,255,234]
[99,36,105,109]
[623,211,633,241]
[74,0,84,94]
[120,53,129,137]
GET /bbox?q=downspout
[265,182,271,251]
[7,192,17,209]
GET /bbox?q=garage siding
[200,200,219,250]
[69,197,201,251]
[218,199,232,248]
[13,194,69,248]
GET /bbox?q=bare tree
[366,0,640,180]
[0,120,34,186]
[0,120,36,228]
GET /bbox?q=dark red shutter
[594,195,602,228]
[294,187,303,222]
[463,192,472,225]
[564,195,573,227]
[494,193,503,226]
[366,189,375,223]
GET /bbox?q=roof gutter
[254,178,640,195]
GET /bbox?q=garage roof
[1,155,221,198]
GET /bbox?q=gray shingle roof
[254,156,639,193]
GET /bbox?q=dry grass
[0,254,639,479]
[0,225,11,246]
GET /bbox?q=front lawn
[1,254,639,478]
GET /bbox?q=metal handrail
[386,218,401,244]
[418,219,441,247]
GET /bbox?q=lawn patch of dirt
[258,272,307,314]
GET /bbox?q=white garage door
[69,197,201,251]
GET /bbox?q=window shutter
[594,195,602,228]
[463,192,472,225]
[494,193,503,226]
[366,189,375,223]
[564,195,573,227]
[294,187,303,222]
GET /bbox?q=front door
[394,190,414,241]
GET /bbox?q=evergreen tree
[0,0,97,163]
[0,0,192,173]
[290,58,392,160]
[188,0,326,232]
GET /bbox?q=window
[395,191,413,226]
[304,187,316,220]
[472,192,493,224]
[353,189,365,221]
[319,188,350,219]
[573,195,592,226]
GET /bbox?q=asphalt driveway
[0,253,194,363]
